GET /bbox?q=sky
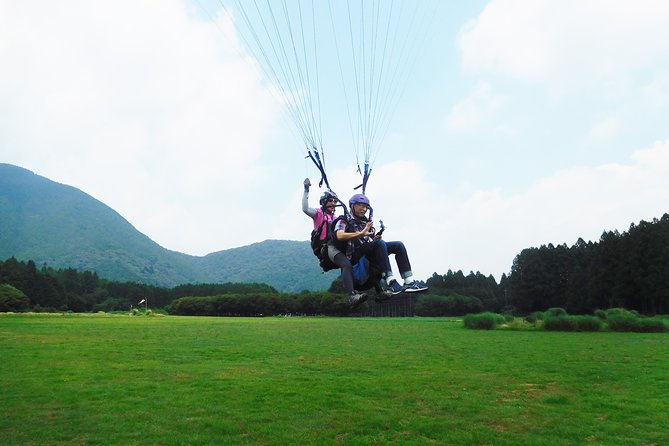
[2,0,669,282]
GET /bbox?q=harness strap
[306,148,331,191]
[354,162,372,194]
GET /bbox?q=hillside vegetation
[0,163,334,291]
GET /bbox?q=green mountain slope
[0,163,335,291]
[195,240,337,293]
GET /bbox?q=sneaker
[386,279,406,295]
[375,289,393,302]
[349,291,368,309]
[404,280,428,293]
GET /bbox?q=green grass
[1,314,668,445]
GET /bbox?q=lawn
[1,313,668,445]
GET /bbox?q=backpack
[310,217,342,272]
[309,219,328,259]
[351,255,383,291]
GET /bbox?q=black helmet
[319,190,338,207]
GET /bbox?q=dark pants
[333,252,355,294]
[354,240,411,277]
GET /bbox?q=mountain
[0,163,336,291]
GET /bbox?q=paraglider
[204,0,434,304]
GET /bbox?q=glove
[303,178,311,191]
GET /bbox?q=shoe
[375,289,393,302]
[349,291,368,309]
[404,280,428,293]
[386,279,406,295]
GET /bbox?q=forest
[1,214,668,315]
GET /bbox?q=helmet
[319,190,338,207]
[348,193,370,208]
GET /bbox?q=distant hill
[0,163,336,291]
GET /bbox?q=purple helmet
[349,193,370,208]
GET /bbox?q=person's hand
[360,221,374,237]
[303,178,311,190]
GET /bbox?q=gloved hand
[303,178,311,191]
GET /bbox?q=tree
[0,283,30,312]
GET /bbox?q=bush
[524,311,544,324]
[635,318,668,333]
[543,315,602,332]
[572,315,603,332]
[543,316,576,331]
[594,309,607,320]
[502,318,535,330]
[607,315,667,333]
[605,308,636,319]
[169,292,352,317]
[545,307,568,318]
[463,312,505,330]
[0,284,30,312]
[607,315,640,332]
[415,294,484,317]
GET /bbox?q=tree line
[1,213,668,315]
[0,258,275,312]
[505,214,669,315]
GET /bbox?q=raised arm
[302,178,317,218]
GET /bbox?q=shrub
[169,292,352,317]
[543,316,576,331]
[525,311,544,324]
[605,308,635,319]
[414,294,483,317]
[594,309,607,320]
[502,312,514,322]
[0,284,30,312]
[635,319,668,333]
[463,312,505,330]
[502,319,535,330]
[572,316,603,332]
[607,315,639,332]
[606,314,668,332]
[545,307,568,318]
[543,315,603,332]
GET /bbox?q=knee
[373,239,388,253]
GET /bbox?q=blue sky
[2,0,669,281]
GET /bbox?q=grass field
[1,313,668,446]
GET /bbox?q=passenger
[302,178,367,307]
[333,193,428,295]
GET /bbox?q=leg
[356,240,407,294]
[333,252,355,294]
[355,240,392,275]
[386,241,428,292]
[327,244,361,297]
[386,241,413,280]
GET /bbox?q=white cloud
[445,81,505,131]
[459,0,669,92]
[642,70,669,108]
[0,0,282,255]
[587,116,621,142]
[438,139,669,279]
[278,139,669,282]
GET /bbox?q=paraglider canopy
[208,0,437,195]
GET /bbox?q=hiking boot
[349,291,368,309]
[386,279,406,295]
[375,289,393,302]
[404,280,428,293]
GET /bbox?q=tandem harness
[310,215,382,291]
